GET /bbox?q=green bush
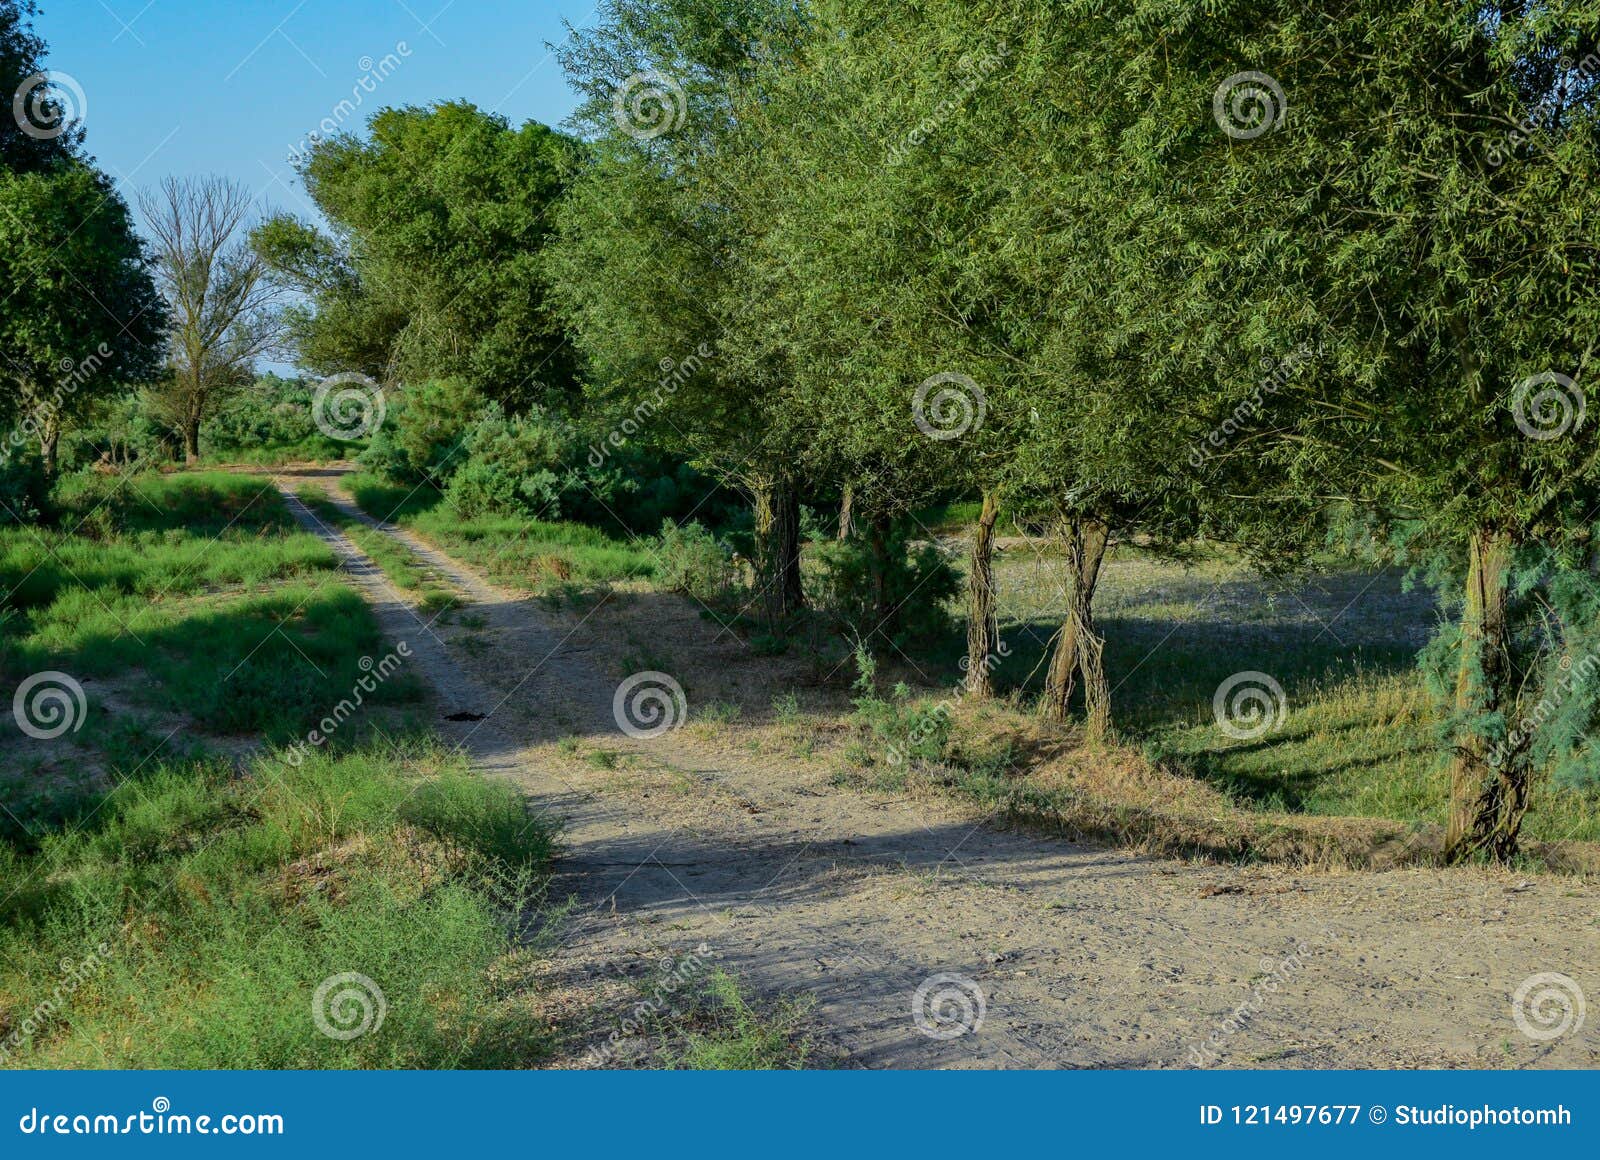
[811,522,957,648]
[656,520,735,601]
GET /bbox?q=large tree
[253,102,581,415]
[545,0,814,625]
[0,164,165,472]
[1084,0,1600,858]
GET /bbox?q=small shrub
[657,520,735,601]
[811,522,957,648]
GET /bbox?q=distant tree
[0,163,165,473]
[139,176,280,464]
[252,102,580,414]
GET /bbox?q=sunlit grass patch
[0,741,556,1069]
[345,472,654,592]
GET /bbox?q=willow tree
[1092,0,1600,858]
[545,0,813,624]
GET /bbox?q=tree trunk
[38,425,58,476]
[837,483,856,541]
[753,478,803,626]
[1043,516,1111,741]
[1074,517,1113,742]
[1444,527,1527,862]
[965,491,1000,697]
[183,417,200,466]
[867,514,893,629]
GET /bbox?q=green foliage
[255,102,582,411]
[0,161,165,464]
[0,742,555,1068]
[811,523,956,649]
[846,646,953,772]
[655,520,735,602]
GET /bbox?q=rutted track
[274,470,1600,1069]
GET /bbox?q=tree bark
[1042,516,1111,740]
[183,416,201,466]
[753,478,803,625]
[38,423,58,476]
[837,483,856,541]
[866,513,893,628]
[1444,527,1527,862]
[965,490,1001,697]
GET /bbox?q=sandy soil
[271,468,1600,1070]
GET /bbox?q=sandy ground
[272,468,1600,1070]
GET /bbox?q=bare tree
[138,176,281,463]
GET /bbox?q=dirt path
[273,469,1600,1069]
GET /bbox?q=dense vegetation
[6,0,1600,874]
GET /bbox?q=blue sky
[41,0,596,226]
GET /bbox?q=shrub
[656,519,735,601]
[811,521,957,648]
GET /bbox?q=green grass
[916,542,1600,848]
[345,473,655,592]
[197,435,363,468]
[0,473,424,837]
[652,970,812,1069]
[296,485,460,612]
[0,740,556,1068]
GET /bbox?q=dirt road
[274,468,1600,1069]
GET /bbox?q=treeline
[529,0,1600,863]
